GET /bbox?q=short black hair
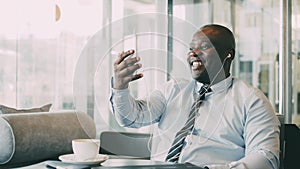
[200,24,236,50]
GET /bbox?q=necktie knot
[198,84,211,100]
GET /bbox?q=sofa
[0,110,96,168]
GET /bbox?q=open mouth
[190,60,203,70]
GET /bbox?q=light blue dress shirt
[109,76,280,169]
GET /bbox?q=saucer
[58,154,108,165]
[101,159,169,167]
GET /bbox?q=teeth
[192,61,202,66]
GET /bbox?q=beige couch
[0,111,96,168]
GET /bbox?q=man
[110,24,280,169]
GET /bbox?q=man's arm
[110,87,166,128]
[230,91,280,169]
[205,90,280,169]
[237,92,280,169]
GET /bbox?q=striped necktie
[165,84,211,163]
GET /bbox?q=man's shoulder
[232,78,253,89]
[157,78,192,98]
[164,78,191,89]
[168,77,191,85]
[232,77,267,99]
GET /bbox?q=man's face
[187,29,225,84]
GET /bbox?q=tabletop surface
[13,159,205,169]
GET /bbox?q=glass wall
[292,0,300,126]
[0,0,299,135]
[77,0,169,132]
[172,0,280,109]
[0,0,102,109]
[172,0,300,126]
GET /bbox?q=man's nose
[189,50,202,57]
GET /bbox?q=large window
[0,0,103,109]
[0,0,299,136]
[172,0,280,109]
[172,0,300,126]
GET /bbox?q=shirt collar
[210,75,233,93]
[194,75,233,94]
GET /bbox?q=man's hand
[113,49,143,90]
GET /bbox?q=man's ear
[226,49,235,60]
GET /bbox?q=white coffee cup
[72,139,100,161]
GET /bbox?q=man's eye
[200,44,209,50]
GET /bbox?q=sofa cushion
[0,104,52,114]
[0,111,96,168]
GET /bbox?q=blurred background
[0,0,299,134]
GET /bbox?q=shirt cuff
[110,76,130,98]
[112,87,130,95]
